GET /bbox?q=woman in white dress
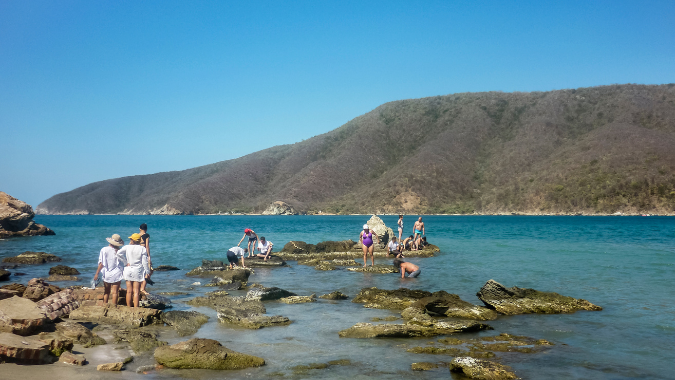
[116,233,150,308]
[93,234,124,305]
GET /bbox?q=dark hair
[140,223,147,231]
[391,237,397,241]
[243,248,248,252]
[409,235,414,239]
[393,258,403,268]
[260,236,266,241]
[399,215,403,218]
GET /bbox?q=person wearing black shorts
[226,246,247,269]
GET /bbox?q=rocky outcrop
[113,328,167,353]
[281,240,357,255]
[280,294,316,304]
[319,291,349,300]
[59,351,87,365]
[366,215,394,246]
[139,293,171,310]
[244,256,287,267]
[2,251,61,264]
[69,305,162,327]
[54,321,106,347]
[97,362,124,371]
[0,289,21,300]
[48,265,80,276]
[352,287,432,310]
[261,201,297,215]
[154,265,180,271]
[245,286,296,301]
[46,274,79,282]
[217,309,291,329]
[346,265,398,274]
[409,291,499,321]
[477,279,603,315]
[0,296,47,335]
[449,357,517,380]
[0,270,10,282]
[36,288,80,320]
[0,332,54,364]
[22,278,61,302]
[187,294,266,312]
[278,239,438,260]
[35,333,74,357]
[0,192,55,238]
[162,311,209,336]
[338,320,492,338]
[185,266,251,284]
[154,338,265,370]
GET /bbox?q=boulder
[54,321,106,347]
[0,283,26,293]
[113,328,167,353]
[409,291,499,321]
[261,201,297,215]
[154,265,180,271]
[154,338,265,370]
[162,311,209,336]
[411,362,441,371]
[338,320,492,338]
[281,241,315,254]
[352,287,432,310]
[449,357,517,380]
[0,332,54,364]
[185,267,251,284]
[139,293,171,310]
[48,265,80,276]
[346,265,398,274]
[187,294,266,313]
[315,240,357,253]
[0,270,10,282]
[319,291,349,300]
[219,281,243,291]
[59,351,87,365]
[47,274,79,282]
[366,215,394,246]
[2,251,61,264]
[0,192,55,238]
[245,286,296,301]
[217,309,291,329]
[69,305,162,327]
[0,296,47,335]
[97,362,124,371]
[36,288,81,320]
[23,278,61,302]
[280,294,316,304]
[36,332,74,356]
[202,259,225,268]
[476,279,603,315]
[0,289,21,300]
[244,256,287,267]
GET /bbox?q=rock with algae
[154,338,265,370]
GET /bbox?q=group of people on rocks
[359,215,426,278]
[225,228,274,269]
[93,223,153,308]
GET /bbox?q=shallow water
[1,215,674,379]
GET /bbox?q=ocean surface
[0,215,673,379]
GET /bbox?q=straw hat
[106,234,124,247]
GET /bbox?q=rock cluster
[352,287,433,310]
[280,294,316,304]
[154,338,265,370]
[185,266,251,284]
[22,278,61,302]
[245,285,296,301]
[0,192,55,238]
[0,296,47,335]
[36,288,80,320]
[2,251,61,264]
[449,357,517,380]
[162,310,209,336]
[261,201,298,215]
[69,305,162,327]
[409,290,499,321]
[338,320,491,338]
[319,291,349,300]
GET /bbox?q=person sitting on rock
[394,258,421,278]
[94,234,124,305]
[117,233,150,308]
[387,237,404,258]
[226,247,247,269]
[401,235,415,251]
[255,236,274,261]
[237,228,259,258]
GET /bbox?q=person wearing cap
[254,236,274,261]
[359,224,380,267]
[237,228,258,258]
[94,234,125,305]
[116,233,150,308]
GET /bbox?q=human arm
[240,254,245,268]
[237,234,246,247]
[116,247,128,266]
[422,224,425,235]
[94,262,104,281]
[359,231,363,243]
[400,267,406,278]
[141,248,150,274]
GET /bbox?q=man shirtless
[412,217,425,250]
[394,258,421,278]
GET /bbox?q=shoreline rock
[69,305,162,327]
[2,252,61,264]
[0,332,55,364]
[449,357,517,380]
[0,192,55,239]
[409,291,499,321]
[352,287,433,310]
[162,310,209,336]
[154,338,266,370]
[338,320,492,338]
[0,296,47,335]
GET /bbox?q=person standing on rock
[117,233,150,308]
[237,228,258,258]
[139,223,154,295]
[413,217,425,250]
[394,258,421,278]
[226,247,248,269]
[398,215,404,242]
[360,224,380,267]
[94,234,124,305]
[255,236,274,261]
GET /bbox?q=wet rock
[113,328,167,353]
[346,265,398,274]
[54,321,106,347]
[338,320,492,338]
[154,338,265,370]
[0,283,25,293]
[352,287,432,310]
[202,259,225,268]
[185,267,251,284]
[36,332,74,356]
[47,274,79,282]
[281,240,316,254]
[319,291,349,300]
[158,291,189,296]
[0,295,47,335]
[280,240,357,256]
[410,291,499,321]
[245,256,287,267]
[139,293,171,310]
[407,346,495,359]
[49,265,80,276]
[2,251,61,264]
[401,306,434,322]
[36,288,80,321]
[438,333,555,354]
[280,294,316,304]
[449,357,517,380]
[411,362,441,371]
[315,263,337,271]
[69,305,162,327]
[206,290,229,296]
[59,351,87,365]
[0,192,55,238]
[162,310,209,336]
[476,279,603,315]
[187,294,266,313]
[214,296,290,329]
[245,286,296,301]
[154,265,180,271]
[0,289,21,300]
[219,281,243,290]
[97,362,124,371]
[370,316,399,322]
[0,270,10,282]
[366,215,394,246]
[0,332,54,364]
[23,278,61,302]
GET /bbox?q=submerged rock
[411,362,441,371]
[449,357,517,380]
[97,362,124,371]
[69,305,162,327]
[0,332,54,364]
[154,265,180,271]
[346,265,398,274]
[477,279,602,315]
[213,296,290,329]
[410,291,499,321]
[48,265,80,276]
[154,338,265,370]
[139,293,171,310]
[352,287,432,310]
[280,294,316,304]
[219,281,243,290]
[113,328,167,353]
[185,267,251,284]
[0,192,55,239]
[0,295,47,335]
[162,310,209,336]
[2,251,61,264]
[188,294,266,313]
[338,320,491,338]
[244,256,287,267]
[54,321,106,347]
[319,291,349,300]
[245,286,296,301]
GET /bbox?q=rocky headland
[0,192,54,239]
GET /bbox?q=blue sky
[1,0,674,207]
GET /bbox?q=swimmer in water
[359,224,380,267]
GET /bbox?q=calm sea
[0,215,673,379]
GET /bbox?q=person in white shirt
[94,234,124,305]
[116,233,150,308]
[387,237,404,258]
[226,246,248,269]
[255,236,274,261]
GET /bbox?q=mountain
[37,84,675,215]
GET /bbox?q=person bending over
[394,258,421,278]
[256,237,274,261]
[226,247,247,269]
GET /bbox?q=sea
[0,215,673,379]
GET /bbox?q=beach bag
[90,275,101,289]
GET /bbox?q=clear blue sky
[1,0,674,207]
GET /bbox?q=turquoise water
[1,215,674,379]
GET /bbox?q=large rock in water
[352,287,432,310]
[69,305,162,327]
[366,215,394,246]
[245,285,296,301]
[338,320,492,338]
[0,296,47,335]
[261,201,297,215]
[476,279,603,315]
[154,338,265,370]
[0,192,55,238]
[48,265,80,275]
[244,255,287,267]
[0,270,10,282]
[162,311,209,336]
[450,357,517,380]
[409,291,499,321]
[2,251,61,264]
[0,332,54,364]
[185,267,251,284]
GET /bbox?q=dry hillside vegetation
[38,84,675,215]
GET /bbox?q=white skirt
[101,267,123,284]
[123,265,145,282]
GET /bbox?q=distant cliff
[38,84,675,215]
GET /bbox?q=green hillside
[38,84,675,215]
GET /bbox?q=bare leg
[362,244,368,267]
[103,282,111,304]
[125,281,133,307]
[264,248,272,261]
[398,228,402,242]
[368,245,375,266]
[140,280,147,293]
[111,282,120,305]
[132,281,141,308]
